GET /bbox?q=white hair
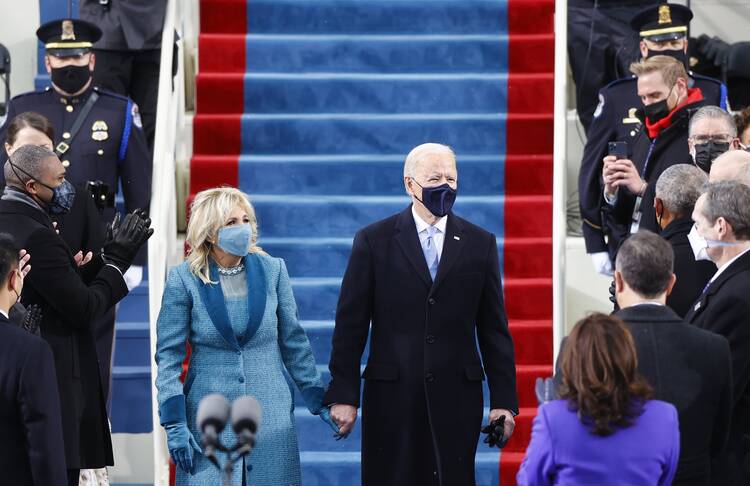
[655,164,707,217]
[403,143,456,178]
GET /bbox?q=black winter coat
[0,199,128,469]
[603,94,707,260]
[0,314,67,484]
[685,249,750,485]
[615,305,732,485]
[324,207,518,486]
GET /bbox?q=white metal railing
[148,0,187,483]
[552,0,568,363]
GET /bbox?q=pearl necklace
[217,263,245,276]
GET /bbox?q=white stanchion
[552,0,569,364]
[148,0,189,483]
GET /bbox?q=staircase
[193,0,554,484]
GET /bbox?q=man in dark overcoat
[325,143,518,486]
[613,231,732,485]
[685,181,750,485]
[0,232,67,485]
[0,145,152,485]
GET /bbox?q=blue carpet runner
[191,0,555,484]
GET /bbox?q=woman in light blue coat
[155,187,338,485]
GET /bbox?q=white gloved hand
[590,252,613,276]
[123,265,143,291]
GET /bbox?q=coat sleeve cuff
[159,394,186,425]
[301,386,326,414]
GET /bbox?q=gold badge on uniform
[92,120,109,141]
[658,5,671,24]
[61,20,76,40]
[622,107,641,124]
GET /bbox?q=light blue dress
[155,253,326,486]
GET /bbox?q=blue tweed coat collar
[196,253,267,350]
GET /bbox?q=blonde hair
[629,55,688,88]
[186,187,264,284]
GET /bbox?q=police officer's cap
[36,19,102,57]
[630,3,693,42]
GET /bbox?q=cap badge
[658,5,672,24]
[61,20,76,41]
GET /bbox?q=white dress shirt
[709,246,750,284]
[0,308,8,320]
[412,205,447,260]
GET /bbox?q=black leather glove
[102,209,154,273]
[21,304,42,336]
[481,416,509,449]
[697,34,730,67]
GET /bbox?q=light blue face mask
[216,224,253,257]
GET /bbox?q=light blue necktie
[421,226,439,281]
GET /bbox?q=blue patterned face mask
[217,224,253,257]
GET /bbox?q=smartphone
[608,141,628,159]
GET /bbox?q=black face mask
[644,99,671,124]
[693,141,731,172]
[412,180,457,218]
[50,64,91,94]
[643,87,675,124]
[647,48,688,68]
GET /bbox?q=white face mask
[687,223,735,262]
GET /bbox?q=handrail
[552,0,568,363]
[148,0,185,483]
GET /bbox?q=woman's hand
[18,249,31,278]
[73,251,93,267]
[164,422,202,474]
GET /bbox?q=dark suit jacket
[685,249,750,485]
[0,199,128,469]
[325,206,518,486]
[661,218,717,317]
[616,305,732,485]
[0,313,66,485]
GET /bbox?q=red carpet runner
[192,1,554,484]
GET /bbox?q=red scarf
[645,87,704,139]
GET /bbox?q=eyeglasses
[690,134,734,144]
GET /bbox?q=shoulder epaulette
[602,75,637,91]
[11,88,50,102]
[93,86,129,104]
[690,72,724,86]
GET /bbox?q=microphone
[231,396,262,451]
[197,393,231,466]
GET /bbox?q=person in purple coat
[518,313,680,486]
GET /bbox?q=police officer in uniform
[0,19,152,406]
[578,3,727,275]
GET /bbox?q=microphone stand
[211,440,255,486]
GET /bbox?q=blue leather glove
[164,422,202,474]
[319,406,341,434]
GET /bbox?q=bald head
[709,150,750,186]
